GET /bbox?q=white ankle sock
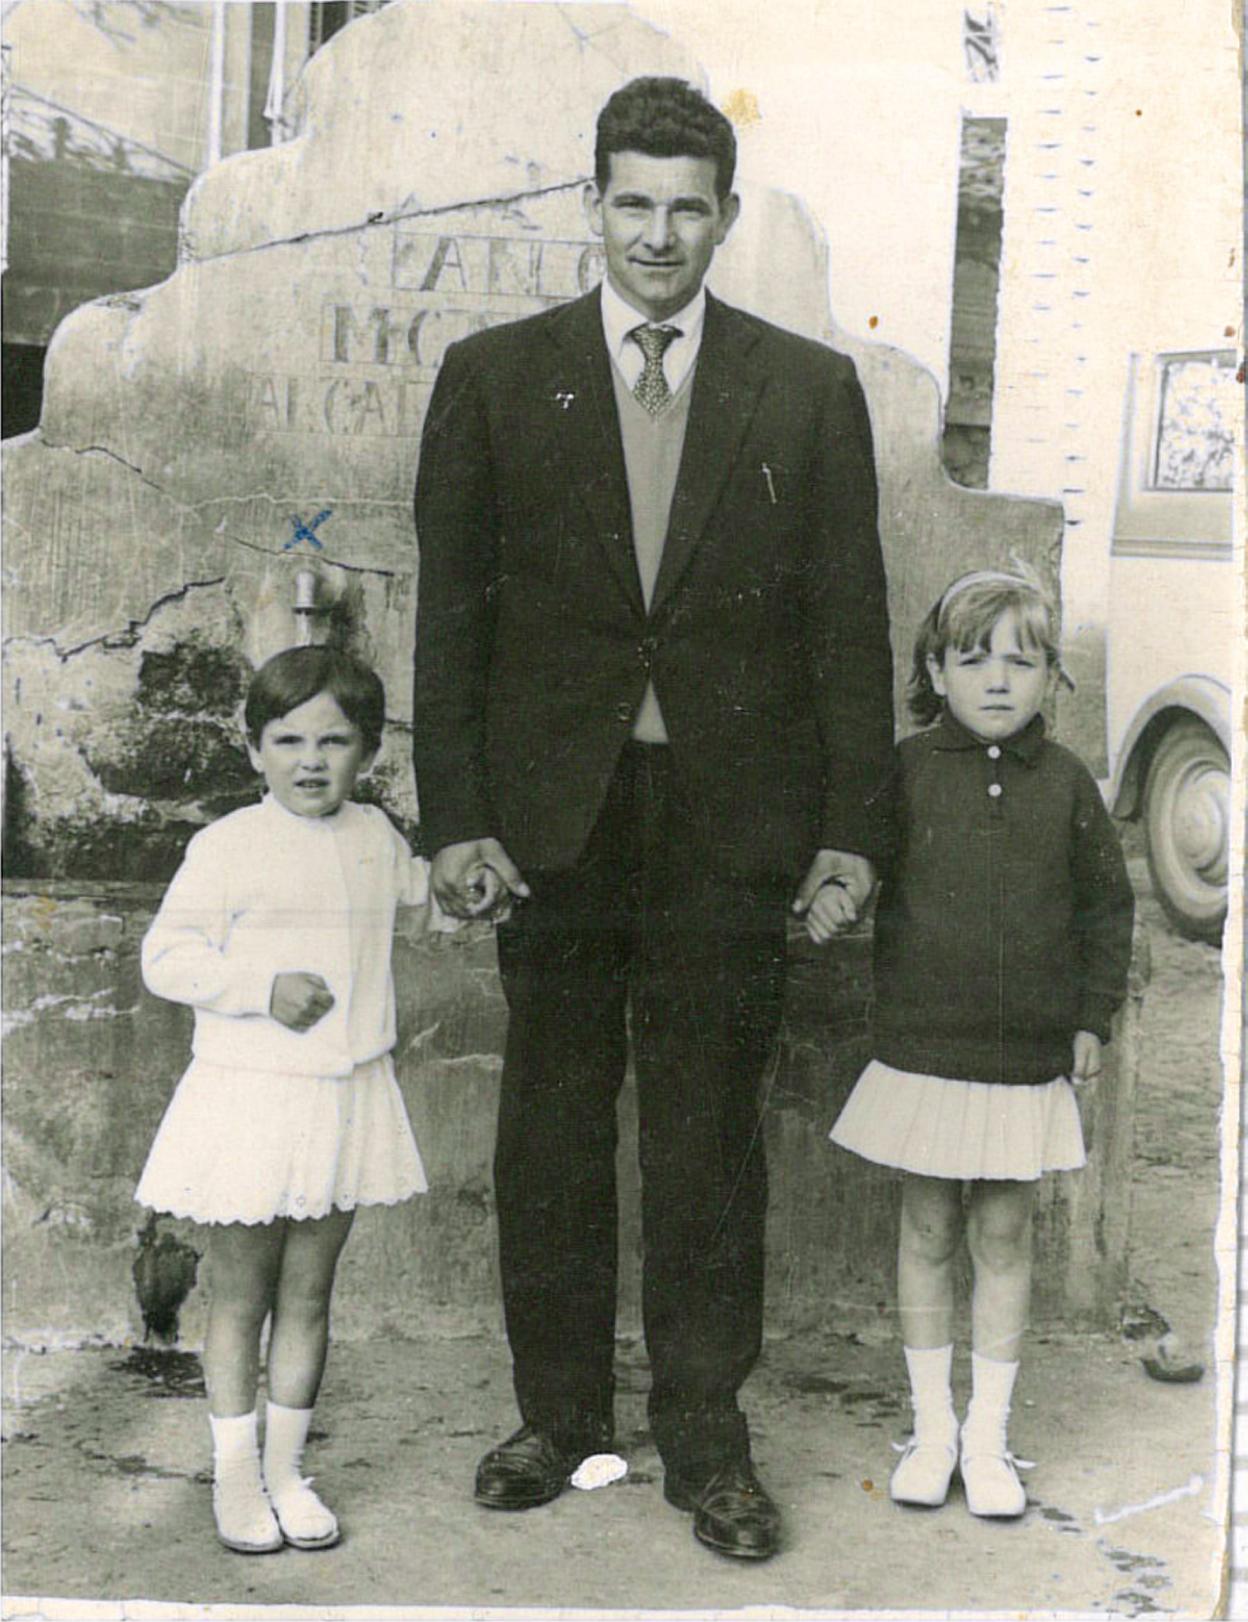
[210,1410,280,1549]
[211,1409,262,1469]
[903,1343,958,1439]
[262,1401,313,1497]
[263,1401,338,1543]
[964,1353,1019,1448]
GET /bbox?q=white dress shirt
[142,796,432,1078]
[599,277,706,395]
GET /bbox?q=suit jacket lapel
[650,294,767,617]
[535,292,644,617]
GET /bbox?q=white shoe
[269,1476,341,1550]
[213,1467,283,1554]
[959,1427,1030,1518]
[890,1431,958,1507]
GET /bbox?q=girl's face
[247,690,375,818]
[927,608,1051,743]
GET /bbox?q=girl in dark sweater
[820,567,1134,1518]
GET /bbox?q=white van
[1104,348,1236,941]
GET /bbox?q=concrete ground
[0,1325,1225,1617]
[1,865,1229,1619]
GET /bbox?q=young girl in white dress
[815,567,1134,1519]
[136,646,439,1554]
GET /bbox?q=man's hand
[1071,1029,1103,1085]
[792,849,877,944]
[270,971,335,1032]
[431,837,530,921]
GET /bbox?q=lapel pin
[555,390,576,410]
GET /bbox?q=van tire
[1143,716,1229,942]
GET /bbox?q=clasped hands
[430,838,532,922]
[792,849,877,943]
[430,836,876,939]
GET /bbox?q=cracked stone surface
[2,0,1060,881]
[1,878,1144,1349]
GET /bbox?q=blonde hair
[908,564,1067,726]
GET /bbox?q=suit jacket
[412,288,895,882]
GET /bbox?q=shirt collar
[930,709,1047,765]
[599,276,706,368]
[260,791,353,827]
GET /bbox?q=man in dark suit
[413,76,893,1560]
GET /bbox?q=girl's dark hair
[907,567,1061,727]
[595,76,737,200]
[244,647,386,754]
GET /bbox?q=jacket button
[616,702,634,722]
[988,782,1003,799]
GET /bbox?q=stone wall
[1,0,1062,880]
[0,0,1129,1348]
[2,881,1143,1346]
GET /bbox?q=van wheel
[1143,717,1229,942]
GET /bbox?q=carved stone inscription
[246,225,607,439]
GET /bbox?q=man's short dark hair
[595,77,737,200]
[245,646,386,754]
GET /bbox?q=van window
[1152,353,1235,492]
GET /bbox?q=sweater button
[987,745,1001,760]
[616,701,634,722]
[988,782,1003,798]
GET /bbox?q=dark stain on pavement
[109,1346,205,1398]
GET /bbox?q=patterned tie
[629,323,681,415]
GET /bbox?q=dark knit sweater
[871,712,1135,1086]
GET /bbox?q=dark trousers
[493,743,789,1481]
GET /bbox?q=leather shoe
[474,1425,578,1510]
[665,1457,781,1560]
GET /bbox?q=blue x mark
[284,508,333,551]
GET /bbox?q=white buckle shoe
[959,1427,1032,1518]
[269,1476,341,1550]
[890,1432,959,1507]
[212,1469,283,1554]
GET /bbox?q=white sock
[210,1409,261,1471]
[263,1401,338,1541]
[262,1401,313,1497]
[903,1343,958,1441]
[964,1352,1019,1449]
[210,1410,279,1547]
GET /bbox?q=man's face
[585,150,739,322]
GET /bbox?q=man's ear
[583,180,604,238]
[926,652,948,697]
[716,191,741,244]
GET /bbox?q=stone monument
[4,2,1125,1348]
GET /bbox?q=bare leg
[266,1206,355,1408]
[897,1174,963,1350]
[961,1179,1035,1517]
[891,1175,963,1506]
[966,1180,1033,1364]
[202,1221,286,1551]
[262,1207,354,1548]
[204,1221,285,1417]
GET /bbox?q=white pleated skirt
[136,1052,428,1225]
[830,1059,1086,1183]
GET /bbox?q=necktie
[629,324,680,415]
